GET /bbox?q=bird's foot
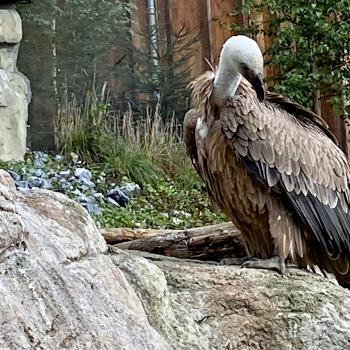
[241,256,286,275]
[219,257,250,266]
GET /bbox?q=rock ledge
[0,169,350,350]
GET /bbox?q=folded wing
[221,80,350,258]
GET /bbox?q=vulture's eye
[240,63,249,73]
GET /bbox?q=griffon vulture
[184,35,350,288]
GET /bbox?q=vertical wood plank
[321,96,347,155]
[131,0,148,50]
[209,0,242,63]
[170,0,211,76]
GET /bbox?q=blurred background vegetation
[11,0,349,229]
[14,0,222,229]
[227,0,350,117]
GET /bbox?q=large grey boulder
[0,168,350,349]
[0,169,170,350]
[0,8,30,161]
[112,250,350,350]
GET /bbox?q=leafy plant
[226,0,350,116]
[95,174,226,229]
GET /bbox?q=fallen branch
[101,227,171,244]
[101,223,247,261]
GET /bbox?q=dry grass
[117,104,189,177]
[54,83,191,185]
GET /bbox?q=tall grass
[54,84,192,186]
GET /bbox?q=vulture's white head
[213,35,265,107]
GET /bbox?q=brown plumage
[184,35,350,288]
[183,109,201,173]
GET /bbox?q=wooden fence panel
[169,0,211,76]
[209,0,243,62]
[321,97,347,155]
[131,0,149,50]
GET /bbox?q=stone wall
[0,6,31,161]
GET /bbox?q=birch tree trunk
[51,0,60,118]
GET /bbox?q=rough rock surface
[0,169,169,350]
[0,7,31,161]
[1,169,350,349]
[113,250,350,350]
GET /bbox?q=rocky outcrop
[0,169,169,349]
[1,168,350,349]
[0,7,31,161]
[113,250,350,350]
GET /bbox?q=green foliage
[228,0,350,115]
[55,82,190,186]
[95,172,226,229]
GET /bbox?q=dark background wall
[17,0,346,152]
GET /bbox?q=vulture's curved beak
[241,66,266,102]
[250,73,265,102]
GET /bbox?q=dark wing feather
[240,157,350,255]
[221,79,350,257]
[183,109,200,172]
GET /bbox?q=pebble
[5,152,142,216]
[59,170,71,177]
[7,170,20,181]
[120,183,140,198]
[86,202,102,216]
[76,194,94,204]
[15,180,30,189]
[33,169,44,178]
[41,179,52,190]
[78,177,95,189]
[106,197,121,207]
[71,152,79,163]
[75,168,92,181]
[28,177,44,188]
[93,192,105,201]
[55,155,64,161]
[107,187,129,207]
[33,151,48,169]
[33,159,44,169]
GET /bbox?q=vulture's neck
[212,51,241,108]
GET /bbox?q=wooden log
[101,222,237,244]
[101,227,164,245]
[101,223,237,244]
[102,223,247,261]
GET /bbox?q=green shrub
[96,175,226,229]
[227,1,350,116]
